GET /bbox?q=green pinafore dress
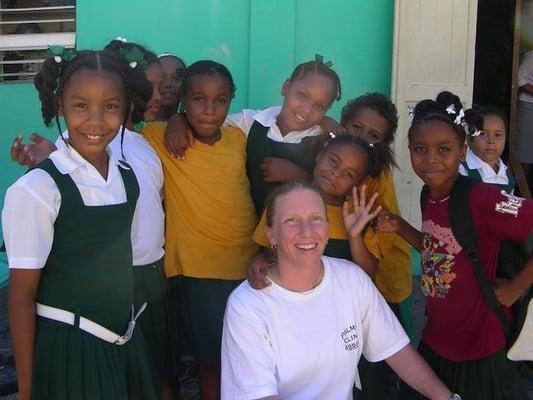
[31,158,160,400]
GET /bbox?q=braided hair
[34,49,135,158]
[408,91,481,143]
[180,60,236,99]
[289,58,342,103]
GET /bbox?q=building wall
[0,0,394,229]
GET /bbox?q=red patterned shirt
[420,182,533,361]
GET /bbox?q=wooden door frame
[509,0,531,197]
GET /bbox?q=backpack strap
[448,175,512,337]
[420,184,430,214]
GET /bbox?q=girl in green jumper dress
[3,50,159,399]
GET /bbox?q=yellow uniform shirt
[142,122,258,280]
[362,170,412,303]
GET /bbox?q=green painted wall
[0,0,393,230]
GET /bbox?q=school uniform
[226,106,323,213]
[2,145,159,399]
[142,121,258,362]
[458,149,516,194]
[406,182,533,399]
[58,129,173,385]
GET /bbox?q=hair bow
[48,45,76,65]
[116,36,128,43]
[118,47,149,70]
[315,53,333,68]
[445,103,465,125]
[328,132,336,140]
[471,129,482,137]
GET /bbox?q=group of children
[2,37,532,400]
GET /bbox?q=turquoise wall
[0,0,393,229]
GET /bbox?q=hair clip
[116,36,128,43]
[328,132,336,140]
[314,53,333,68]
[118,47,149,71]
[407,104,415,119]
[446,104,456,115]
[368,143,375,148]
[47,45,76,65]
[471,129,482,137]
[454,108,465,125]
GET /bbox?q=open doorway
[473,0,533,196]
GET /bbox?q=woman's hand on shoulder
[246,251,272,289]
[164,113,195,159]
[10,133,56,167]
[343,185,382,238]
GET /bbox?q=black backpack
[420,175,533,366]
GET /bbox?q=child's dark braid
[290,56,342,102]
[318,133,392,178]
[34,50,134,158]
[408,91,469,143]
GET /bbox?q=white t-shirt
[221,256,410,400]
[458,149,511,188]
[2,145,132,269]
[226,106,323,144]
[57,128,165,266]
[518,51,533,103]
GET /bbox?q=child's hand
[164,114,194,159]
[10,133,56,167]
[494,278,524,307]
[343,185,381,238]
[376,209,402,233]
[246,252,271,289]
[260,157,311,183]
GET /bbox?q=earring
[270,243,277,249]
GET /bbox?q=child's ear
[280,79,291,97]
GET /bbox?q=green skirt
[179,277,242,362]
[402,341,528,400]
[133,258,176,384]
[32,317,160,400]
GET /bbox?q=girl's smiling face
[469,114,506,170]
[277,72,336,135]
[313,143,369,206]
[60,69,126,161]
[182,73,231,144]
[409,120,467,198]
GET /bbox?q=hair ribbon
[315,53,333,68]
[48,45,76,65]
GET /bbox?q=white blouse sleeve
[224,109,260,137]
[2,169,60,269]
[221,289,278,400]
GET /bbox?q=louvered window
[0,0,75,83]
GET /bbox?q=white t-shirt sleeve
[357,270,410,362]
[224,109,260,137]
[221,287,278,400]
[2,170,60,269]
[458,163,468,176]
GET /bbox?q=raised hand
[343,185,382,239]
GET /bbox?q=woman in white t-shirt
[221,180,459,400]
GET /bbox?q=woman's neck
[270,259,324,292]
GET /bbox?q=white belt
[36,302,147,345]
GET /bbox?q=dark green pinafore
[246,120,317,213]
[461,161,516,194]
[31,159,159,400]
